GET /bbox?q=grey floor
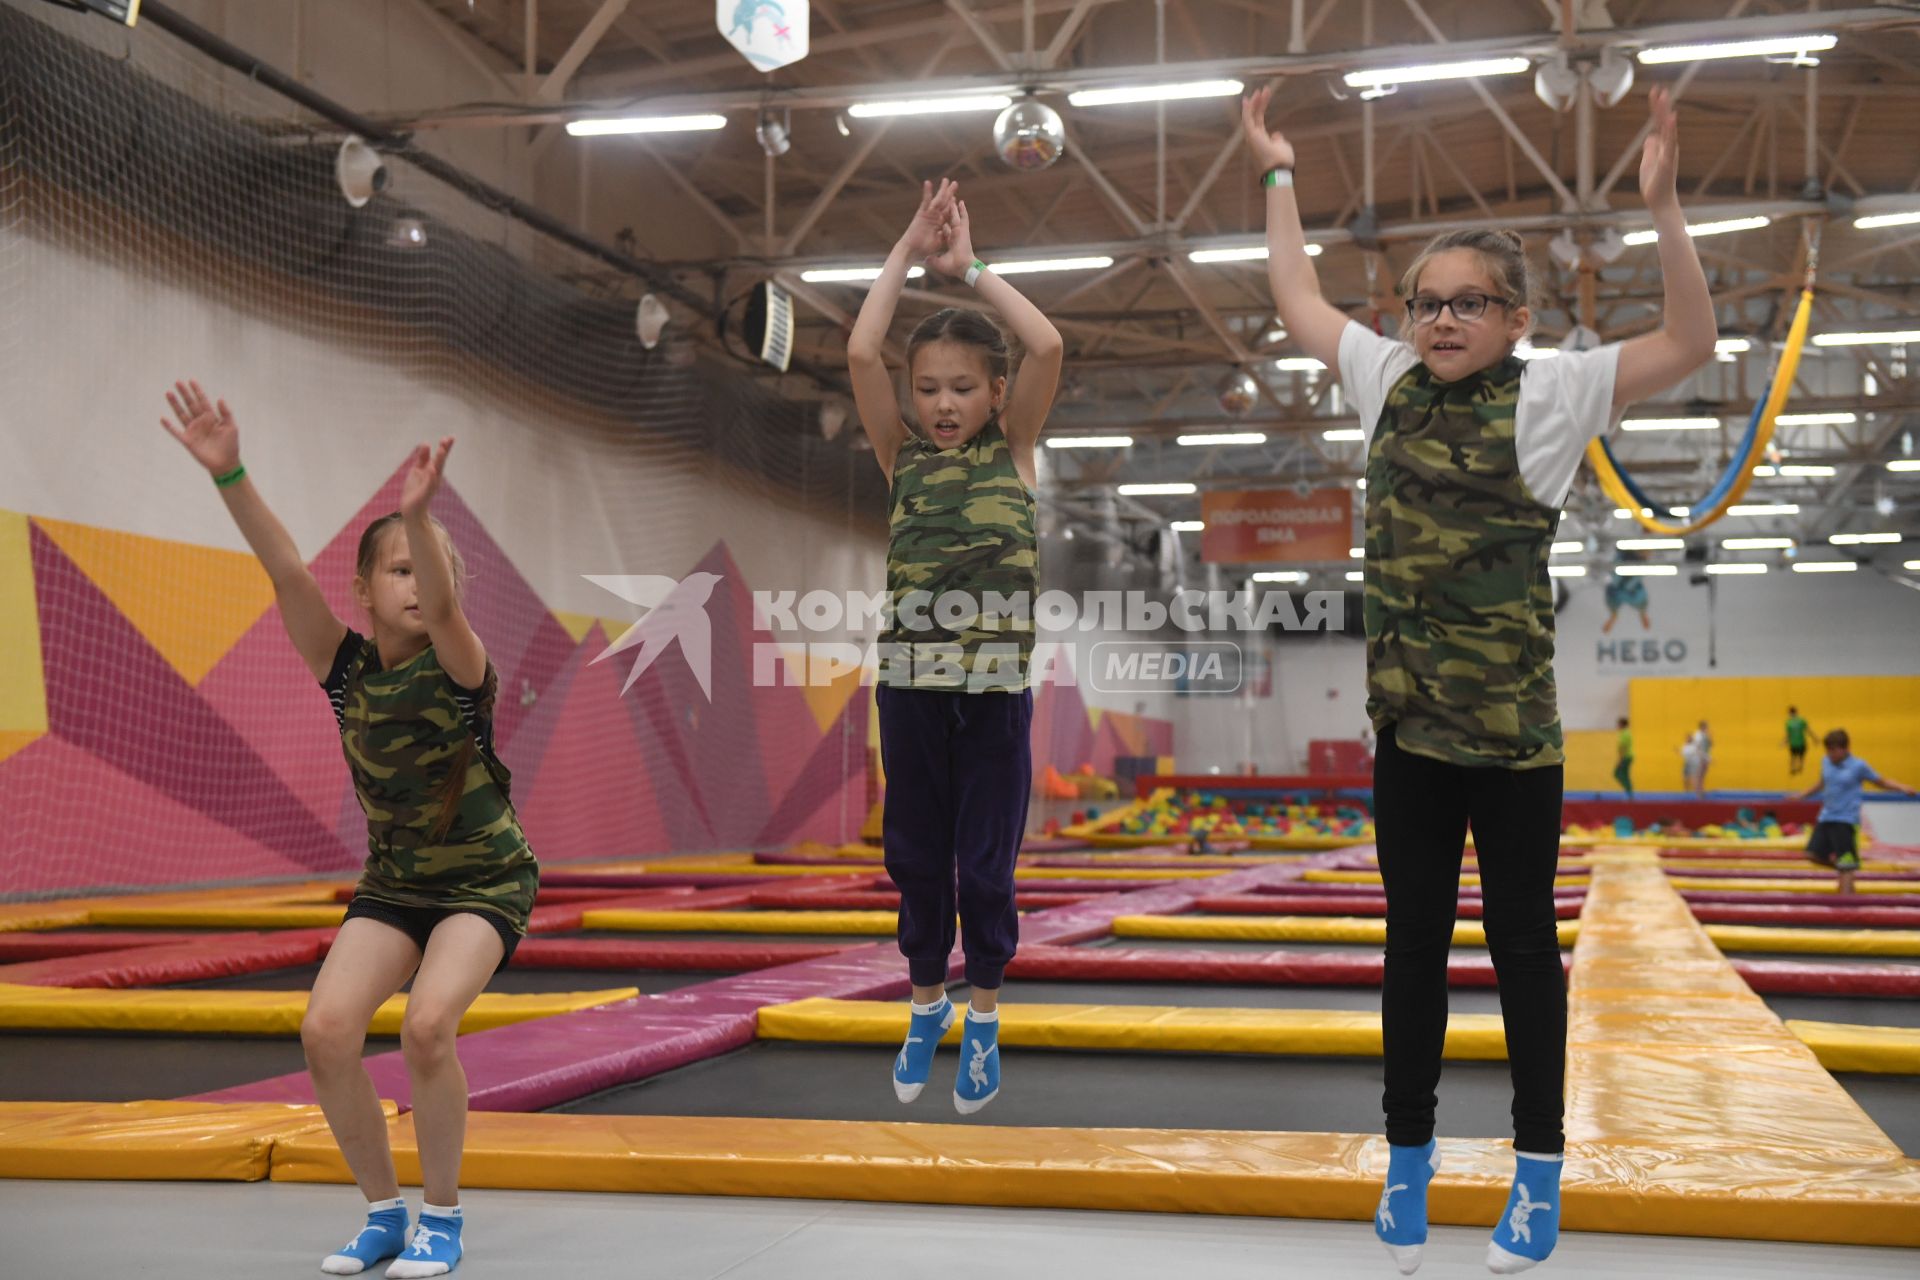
[3,1181,1914,1278]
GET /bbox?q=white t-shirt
[1337,322,1622,509]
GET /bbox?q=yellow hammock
[1585,284,1815,538]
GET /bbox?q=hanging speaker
[335,135,387,208]
[742,279,794,372]
[636,293,670,350]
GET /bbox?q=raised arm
[160,381,346,681]
[1242,86,1351,369]
[847,179,956,479]
[399,437,487,690]
[1613,88,1719,409]
[925,194,1063,464]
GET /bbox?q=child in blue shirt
[1796,729,1914,883]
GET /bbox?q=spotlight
[756,110,791,157]
[635,293,670,350]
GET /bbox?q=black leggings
[1374,726,1568,1154]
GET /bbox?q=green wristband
[964,259,988,287]
[1262,167,1293,189]
[213,463,247,489]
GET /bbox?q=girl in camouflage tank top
[163,382,529,1276]
[1243,87,1718,1272]
[847,179,1063,1116]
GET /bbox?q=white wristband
[964,259,987,287]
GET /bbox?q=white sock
[910,997,948,1014]
[967,1005,1000,1022]
[366,1196,406,1213]
[1514,1151,1564,1163]
[421,1203,461,1220]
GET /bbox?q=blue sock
[320,1198,409,1275]
[1374,1140,1441,1275]
[385,1204,462,1278]
[892,996,956,1102]
[952,1005,1000,1115]
[1487,1152,1563,1274]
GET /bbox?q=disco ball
[993,99,1065,172]
[1218,369,1259,416]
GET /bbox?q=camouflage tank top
[323,631,539,932]
[880,419,1038,692]
[1362,355,1564,769]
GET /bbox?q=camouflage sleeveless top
[1361,355,1563,769]
[880,419,1037,692]
[323,631,539,932]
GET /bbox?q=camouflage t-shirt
[1361,356,1565,769]
[879,419,1037,692]
[323,631,539,933]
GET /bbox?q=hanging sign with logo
[718,0,809,72]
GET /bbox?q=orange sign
[1200,488,1354,564]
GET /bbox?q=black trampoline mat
[998,979,1504,1016]
[165,962,716,996]
[0,1032,314,1101]
[1762,995,1920,1029]
[1835,1073,1920,1157]
[551,1040,1520,1137]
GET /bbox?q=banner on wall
[1200,488,1353,564]
[719,0,809,72]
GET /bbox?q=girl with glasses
[1240,86,1717,1275]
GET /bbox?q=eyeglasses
[1405,292,1512,325]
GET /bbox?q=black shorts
[1790,746,1807,761]
[342,896,522,972]
[1805,821,1857,865]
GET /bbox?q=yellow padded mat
[0,1100,362,1180]
[1783,1020,1920,1074]
[0,982,637,1034]
[579,908,898,935]
[267,1112,1920,1247]
[1109,914,1581,947]
[758,999,1509,1059]
[84,905,349,929]
[1701,924,1920,957]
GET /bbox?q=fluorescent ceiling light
[1355,477,1367,490]
[1343,56,1531,90]
[1716,338,1752,354]
[1171,520,1205,532]
[1622,216,1771,246]
[1828,532,1902,545]
[1178,432,1267,446]
[988,256,1114,275]
[1705,563,1768,575]
[1721,537,1795,550]
[1636,34,1837,65]
[566,113,727,136]
[1322,428,1365,442]
[1252,570,1307,583]
[1615,565,1678,576]
[1618,538,1685,550]
[1622,417,1719,431]
[1751,463,1838,477]
[1550,541,1585,555]
[1792,561,1857,573]
[1275,356,1328,371]
[1728,503,1800,516]
[1856,211,1920,230]
[1118,482,1197,495]
[1888,460,1920,473]
[1814,330,1920,346]
[848,94,1012,118]
[1548,565,1587,578]
[1189,244,1323,262]
[1774,413,1857,426]
[1046,435,1133,448]
[1907,560,1920,570]
[799,265,926,282]
[1513,343,1560,361]
[1069,79,1244,107]
[1349,547,1364,559]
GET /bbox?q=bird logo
[584,572,724,700]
